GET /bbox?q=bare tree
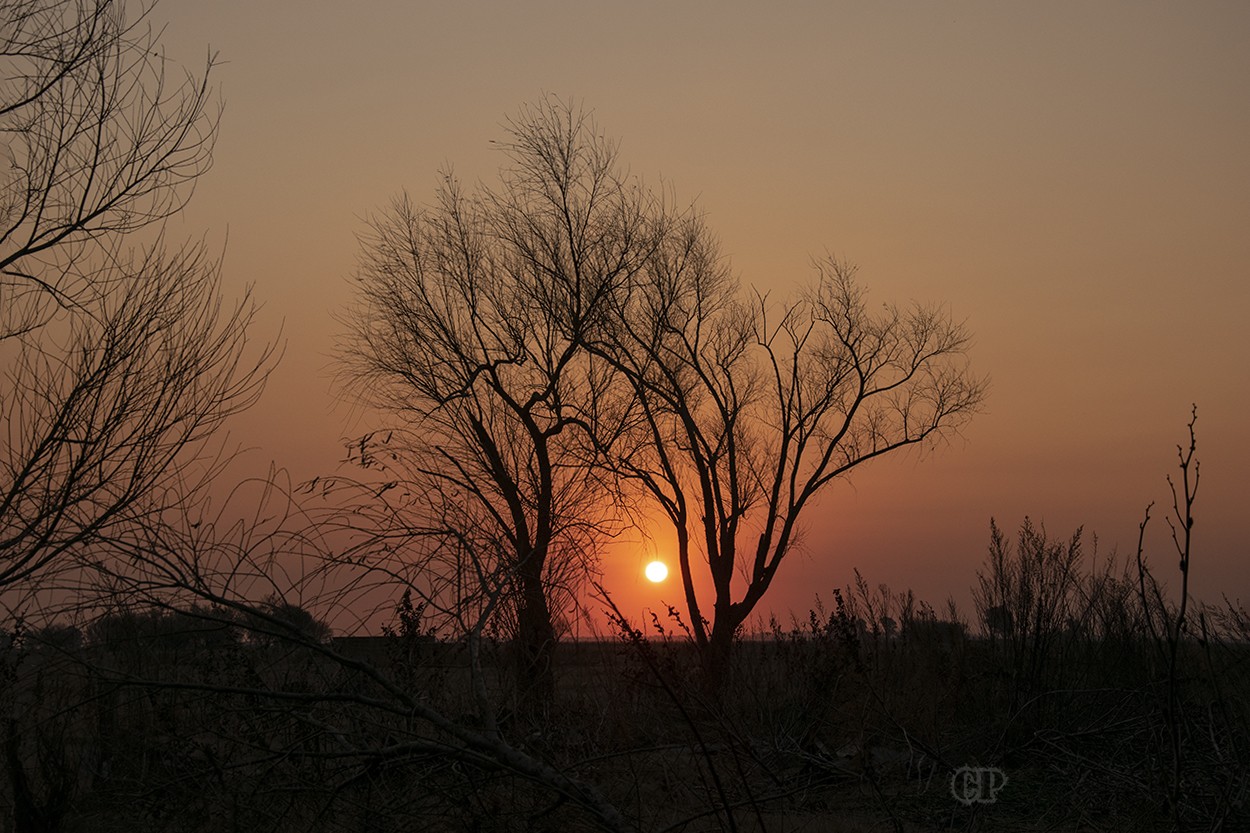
[598,252,987,685]
[342,98,663,703]
[0,0,271,595]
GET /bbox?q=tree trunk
[514,559,557,713]
[6,719,69,833]
[700,614,740,695]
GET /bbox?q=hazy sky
[158,2,1249,624]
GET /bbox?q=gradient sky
[157,2,1249,626]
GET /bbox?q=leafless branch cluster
[0,0,271,599]
[1,0,218,336]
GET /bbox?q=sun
[644,560,669,583]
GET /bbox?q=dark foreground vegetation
[3,515,1247,833]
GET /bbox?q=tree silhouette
[0,0,273,594]
[597,252,987,685]
[342,98,664,704]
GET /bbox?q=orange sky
[158,2,1249,628]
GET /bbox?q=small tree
[342,98,664,703]
[598,253,986,686]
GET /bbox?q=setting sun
[644,561,669,583]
